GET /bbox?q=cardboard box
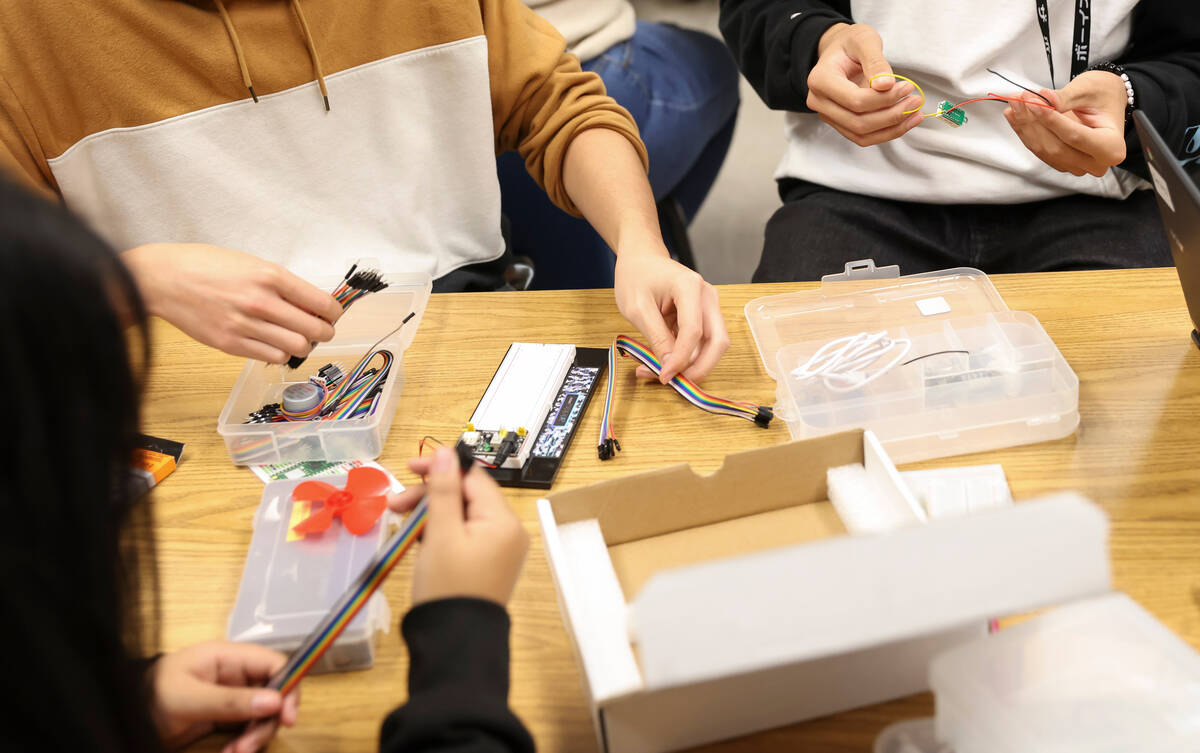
[538,430,1110,753]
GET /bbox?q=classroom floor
[633,0,785,284]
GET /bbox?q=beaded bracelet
[1087,61,1135,118]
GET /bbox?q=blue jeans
[497,21,740,289]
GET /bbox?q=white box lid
[631,493,1110,690]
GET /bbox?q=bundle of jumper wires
[246,349,395,424]
[598,334,773,460]
[287,263,389,369]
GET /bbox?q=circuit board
[461,429,530,464]
[937,99,967,127]
[460,347,606,489]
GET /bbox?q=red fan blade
[292,505,336,535]
[341,495,387,535]
[292,480,339,502]
[343,467,391,499]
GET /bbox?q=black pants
[754,179,1173,282]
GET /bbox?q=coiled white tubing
[792,331,912,393]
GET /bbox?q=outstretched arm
[486,0,728,381]
[1004,0,1200,179]
[718,0,851,111]
[380,451,534,753]
[1118,0,1200,178]
[563,128,729,382]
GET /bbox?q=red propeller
[291,467,390,536]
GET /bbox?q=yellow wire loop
[869,72,928,116]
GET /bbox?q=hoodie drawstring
[213,0,257,102]
[212,0,330,111]
[289,0,331,112]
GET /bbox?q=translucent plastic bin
[930,593,1200,753]
[746,263,1078,463]
[226,474,394,674]
[217,271,431,465]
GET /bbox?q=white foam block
[902,464,1013,520]
[827,463,923,535]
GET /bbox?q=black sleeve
[380,598,535,753]
[718,0,852,112]
[1116,0,1200,179]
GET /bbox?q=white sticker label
[1149,163,1175,213]
[917,296,951,316]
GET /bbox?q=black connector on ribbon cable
[597,437,621,461]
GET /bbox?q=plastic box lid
[217,269,431,465]
[744,261,1079,463]
[930,593,1200,753]
[227,474,393,675]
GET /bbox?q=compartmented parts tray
[217,271,432,465]
[227,474,394,674]
[746,266,1079,463]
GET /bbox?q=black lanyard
[1034,0,1092,88]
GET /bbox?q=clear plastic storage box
[929,593,1200,753]
[745,261,1079,463]
[217,271,431,465]
[227,474,394,674]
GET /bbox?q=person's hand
[613,246,729,383]
[149,641,300,753]
[389,447,529,606]
[122,243,343,363]
[806,23,923,146]
[1003,71,1128,177]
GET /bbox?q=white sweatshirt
[523,0,636,62]
[777,0,1148,203]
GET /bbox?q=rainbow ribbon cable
[266,444,473,696]
[321,350,393,420]
[597,334,772,460]
[268,499,426,696]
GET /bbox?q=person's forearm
[1118,0,1200,177]
[561,127,666,258]
[562,127,729,382]
[380,599,534,753]
[718,0,851,111]
[1121,54,1200,177]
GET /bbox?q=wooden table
[145,268,1200,753]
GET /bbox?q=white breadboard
[466,343,575,469]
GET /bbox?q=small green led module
[937,100,967,127]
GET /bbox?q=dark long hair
[0,179,163,752]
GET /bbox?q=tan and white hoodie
[0,0,646,280]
